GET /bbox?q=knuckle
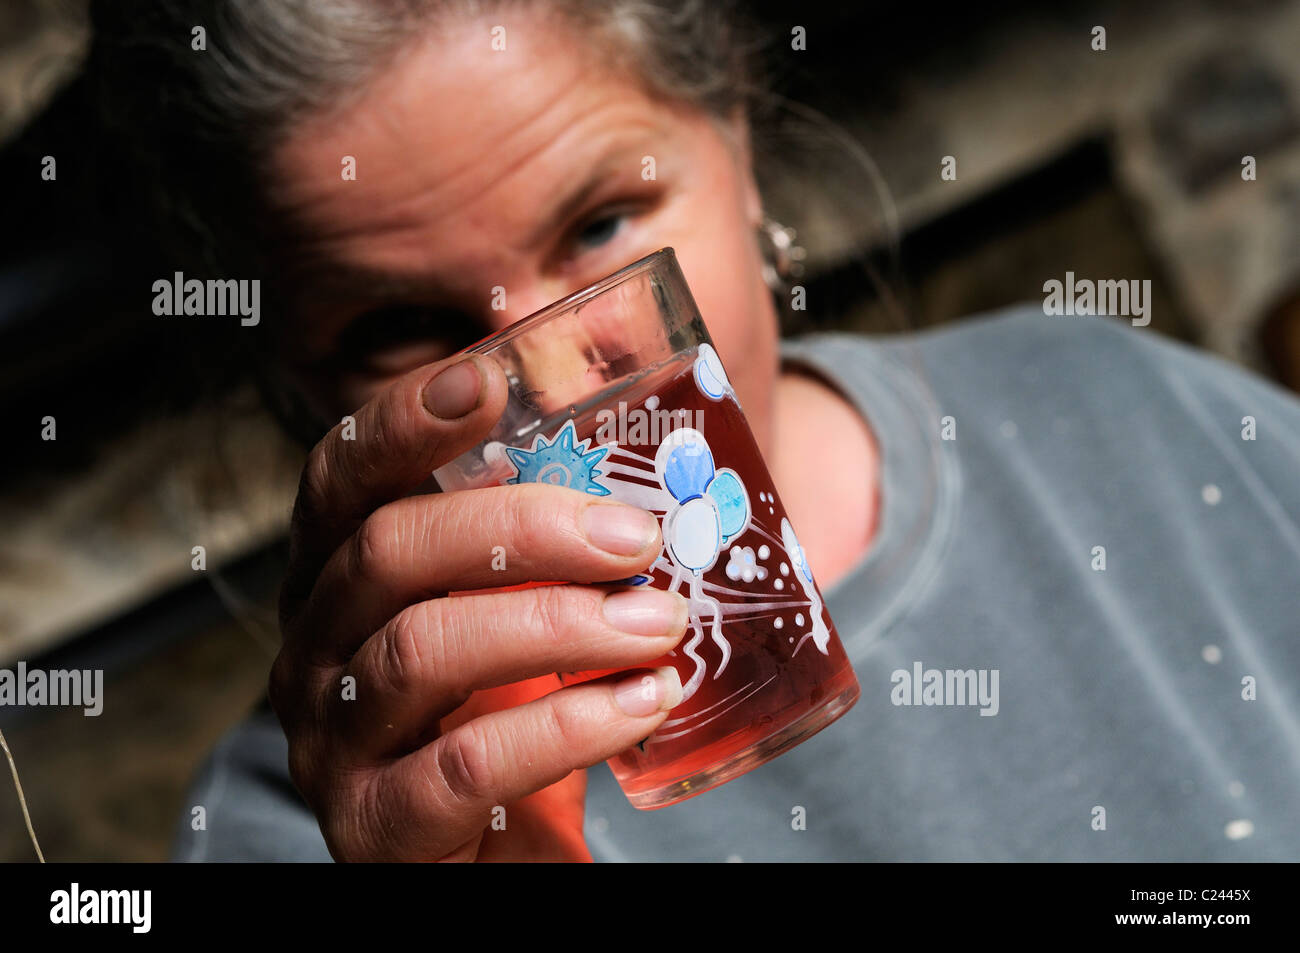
[542,694,589,761]
[334,771,388,861]
[285,738,318,802]
[297,438,336,525]
[533,583,579,649]
[350,509,394,582]
[368,390,412,463]
[290,752,381,860]
[435,724,496,805]
[505,484,567,557]
[376,606,432,697]
[268,651,293,707]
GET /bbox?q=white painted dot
[1228,781,1245,798]
[591,816,609,833]
[1202,644,1222,664]
[774,578,784,590]
[1224,819,1254,841]
[758,545,770,559]
[795,613,804,626]
[788,636,794,643]
[774,617,784,629]
[768,506,774,515]
[726,854,744,863]
[644,395,659,411]
[1202,483,1222,505]
[780,562,789,576]
[1000,420,1018,439]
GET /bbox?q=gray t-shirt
[174,304,1300,862]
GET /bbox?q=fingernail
[423,358,483,420]
[581,504,659,556]
[602,589,688,637]
[614,666,683,717]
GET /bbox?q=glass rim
[463,246,676,356]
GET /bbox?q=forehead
[269,12,677,284]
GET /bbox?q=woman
[85,1,1300,861]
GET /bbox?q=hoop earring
[758,217,806,293]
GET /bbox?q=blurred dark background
[1,0,1298,860]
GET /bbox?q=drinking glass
[434,248,859,809]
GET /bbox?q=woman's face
[269,11,781,452]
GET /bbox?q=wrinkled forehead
[267,11,663,252]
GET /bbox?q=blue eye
[575,212,623,251]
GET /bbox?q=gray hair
[88,0,764,276]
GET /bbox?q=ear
[722,105,764,228]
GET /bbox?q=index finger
[283,354,509,613]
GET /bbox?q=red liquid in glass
[521,350,860,807]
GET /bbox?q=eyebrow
[520,151,625,251]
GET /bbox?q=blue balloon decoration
[706,470,748,539]
[663,438,714,502]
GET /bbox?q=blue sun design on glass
[504,420,611,496]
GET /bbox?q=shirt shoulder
[791,303,1300,446]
